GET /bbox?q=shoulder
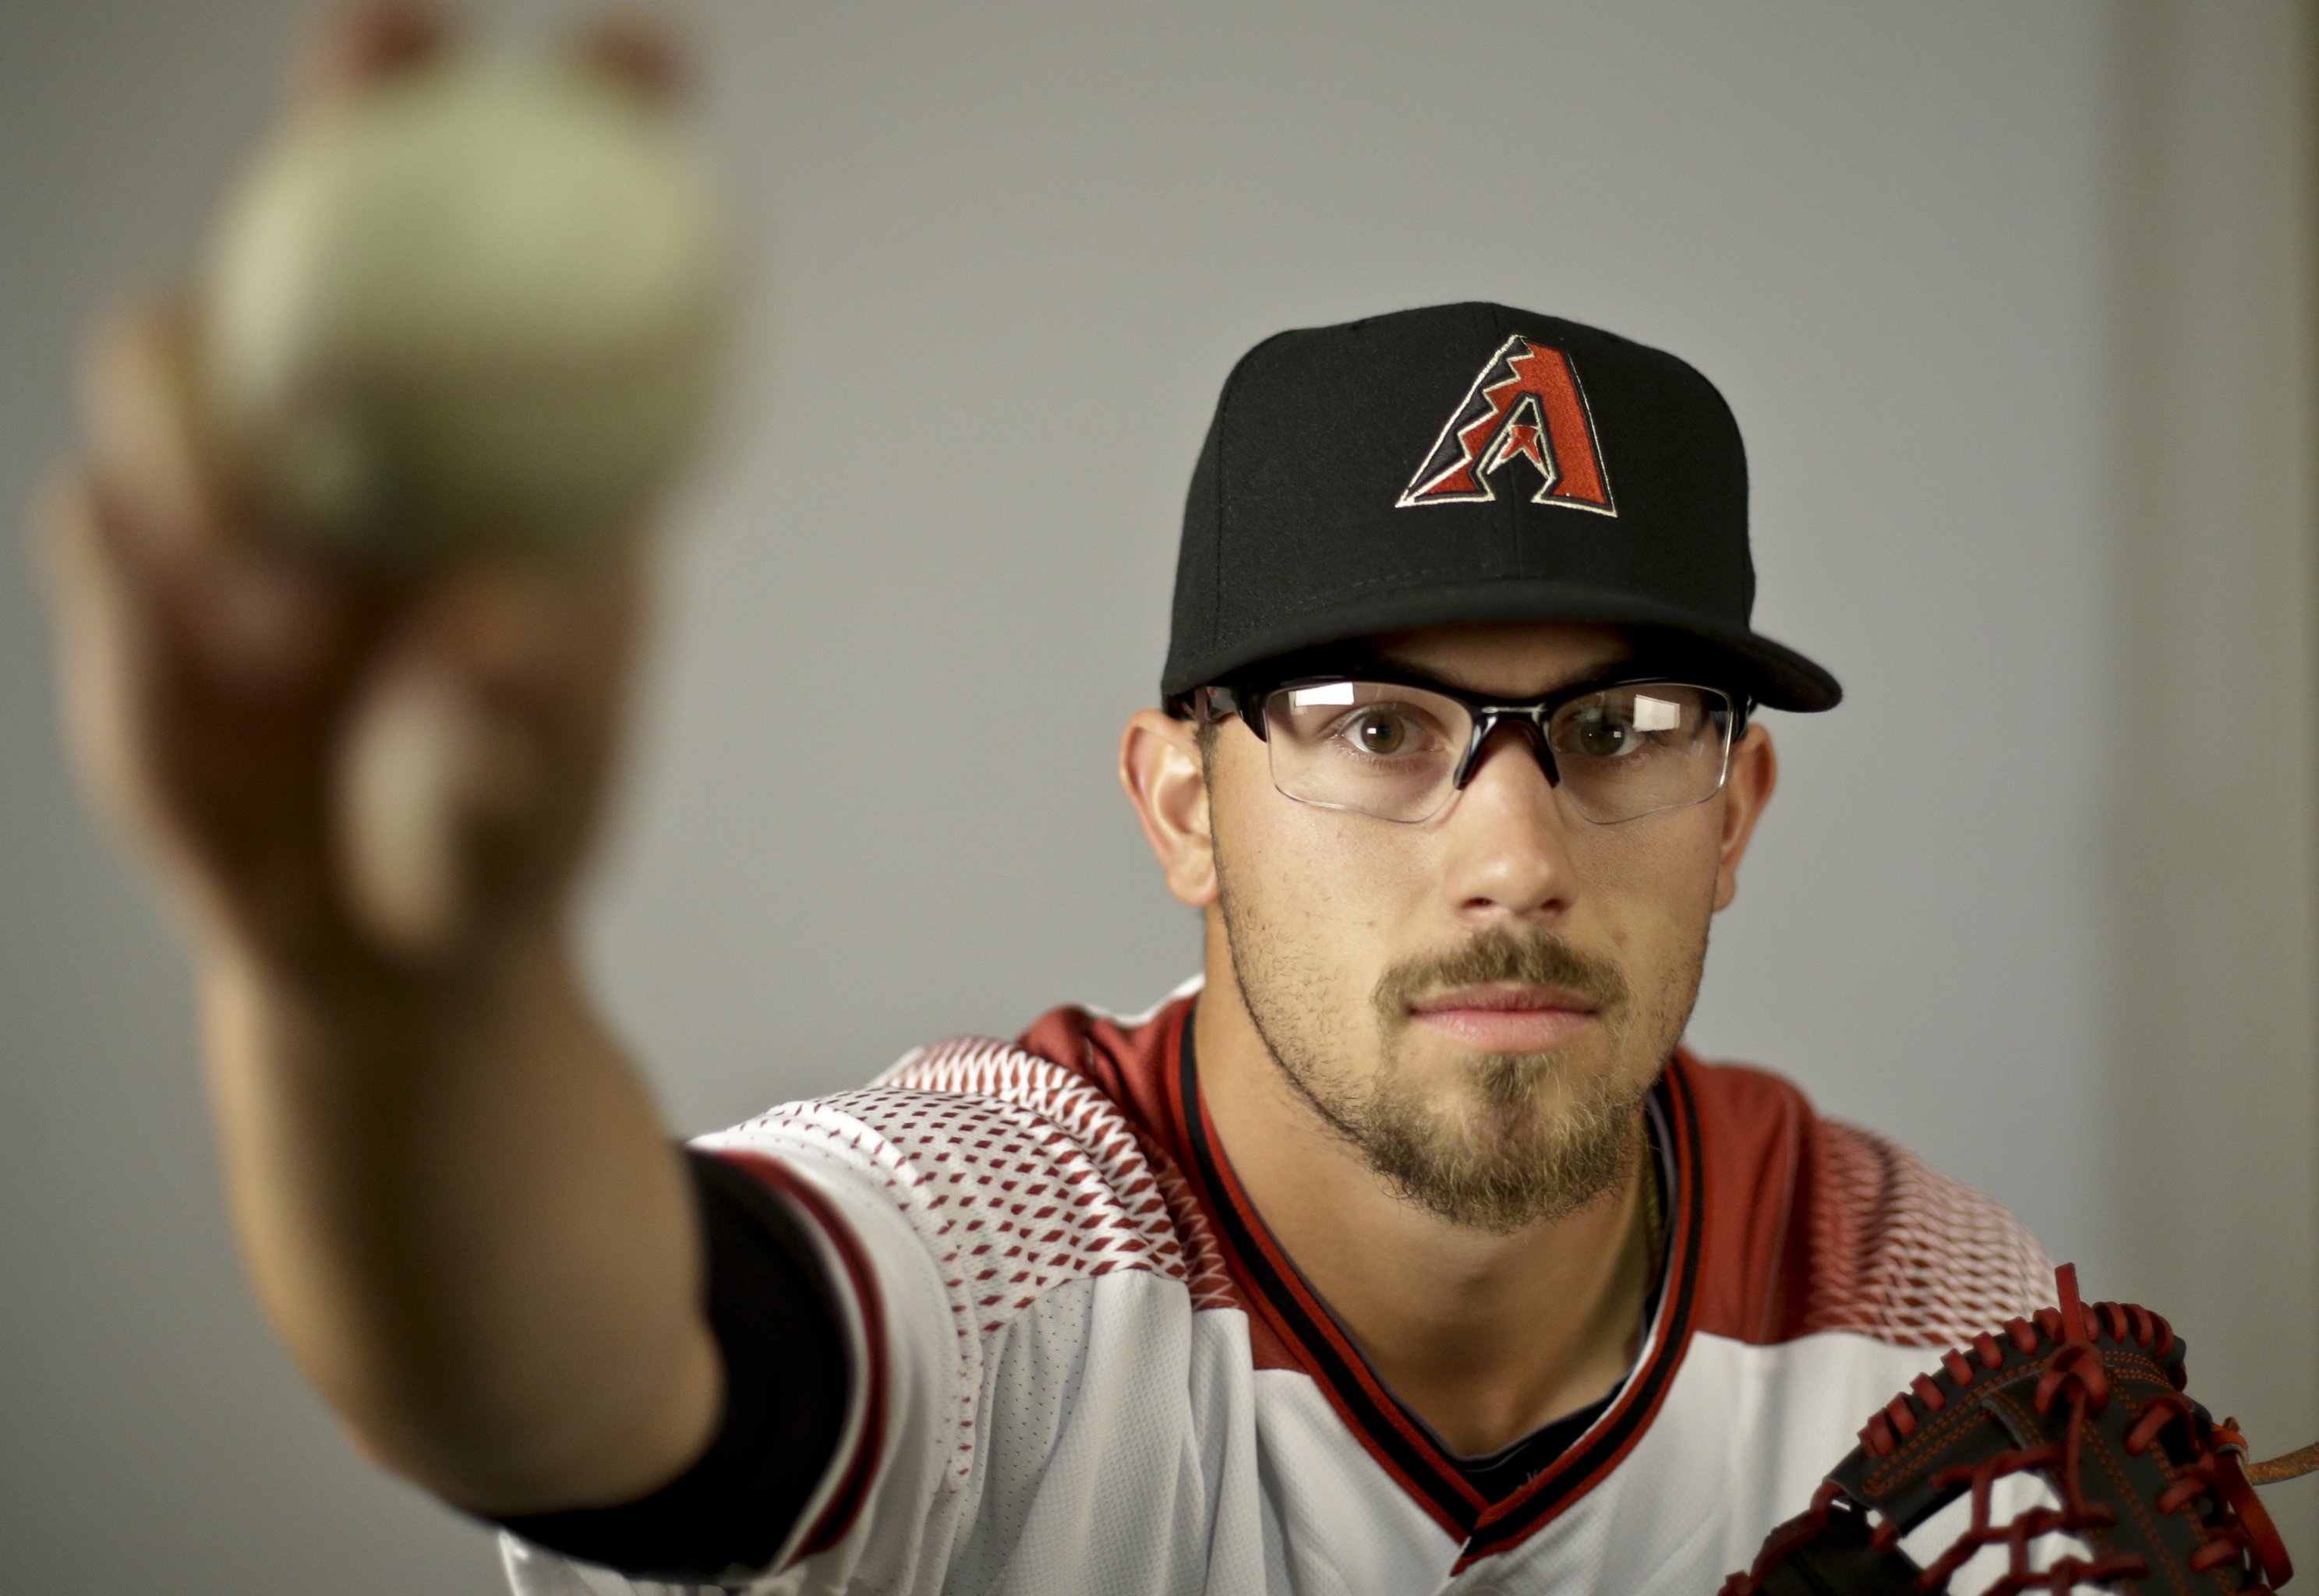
[698,994,1232,1329]
[1676,1052,2055,1351]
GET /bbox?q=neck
[1192,955,1658,1458]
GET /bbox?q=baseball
[197,45,729,556]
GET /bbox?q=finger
[422,539,647,709]
[78,291,224,570]
[338,651,511,959]
[348,538,650,945]
[293,1,451,112]
[391,545,647,876]
[61,461,356,955]
[78,294,385,704]
[577,13,687,107]
[34,467,235,907]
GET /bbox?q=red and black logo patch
[1397,336,1617,516]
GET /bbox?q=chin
[1399,1027,1603,1090]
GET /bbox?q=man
[43,23,2051,1595]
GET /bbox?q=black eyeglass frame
[1187,666,1752,821]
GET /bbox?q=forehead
[1356,620,1635,696]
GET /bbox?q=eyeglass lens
[1260,680,1734,824]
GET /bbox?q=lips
[1406,983,1600,1052]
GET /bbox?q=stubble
[1217,846,1706,1234]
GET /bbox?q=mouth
[1405,983,1601,1053]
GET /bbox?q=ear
[1712,723,1778,913]
[1119,708,1215,909]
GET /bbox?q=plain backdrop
[4,2,2314,1591]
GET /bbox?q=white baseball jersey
[501,985,2052,1596]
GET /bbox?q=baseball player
[41,17,2058,1595]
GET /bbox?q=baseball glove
[1721,1266,2310,1595]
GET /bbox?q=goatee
[1249,923,1656,1234]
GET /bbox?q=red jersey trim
[709,1150,889,1562]
[997,996,2042,1565]
[1158,1000,1707,1560]
[1458,1061,1704,1566]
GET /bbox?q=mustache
[1371,926,1630,1026]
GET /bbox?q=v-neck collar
[1160,1001,1706,1569]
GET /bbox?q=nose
[1437,722,1579,921]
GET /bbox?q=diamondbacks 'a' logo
[1396,336,1617,515]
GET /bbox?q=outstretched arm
[34,4,831,1543]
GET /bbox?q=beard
[1217,859,1706,1235]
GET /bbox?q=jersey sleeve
[1791,1115,2056,1346]
[506,1036,1213,1596]
[496,1100,972,1596]
[1680,1054,2057,1353]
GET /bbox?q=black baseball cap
[1161,302,1840,712]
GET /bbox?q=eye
[1271,682,1461,767]
[1565,705,1643,760]
[1342,707,1425,757]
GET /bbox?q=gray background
[5,2,2315,1591]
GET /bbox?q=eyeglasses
[1192,670,1746,825]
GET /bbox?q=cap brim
[1165,580,1841,712]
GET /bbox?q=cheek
[1233,809,1423,933]
[1578,816,1723,973]
[1218,793,1434,987]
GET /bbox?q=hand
[34,2,673,994]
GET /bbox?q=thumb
[336,649,548,966]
